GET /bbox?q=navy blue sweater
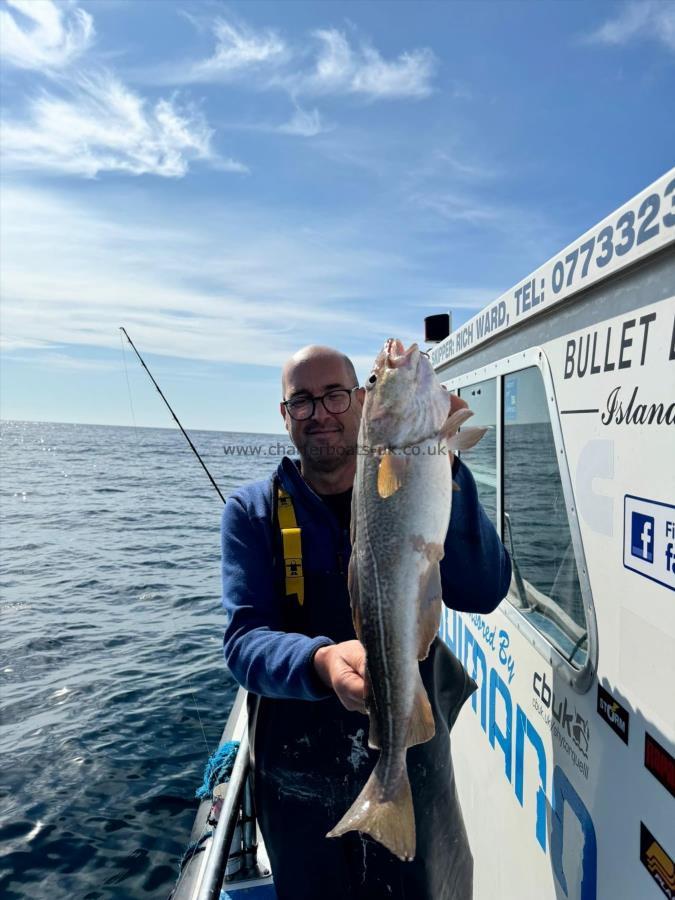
[221,456,511,702]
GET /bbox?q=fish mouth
[385,338,418,369]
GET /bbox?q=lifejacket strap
[277,486,305,606]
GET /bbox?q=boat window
[502,366,589,667]
[457,379,497,527]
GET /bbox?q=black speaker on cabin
[424,313,451,343]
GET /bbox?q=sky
[1,0,674,434]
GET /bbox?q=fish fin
[417,563,443,661]
[405,671,436,747]
[440,408,474,439]
[446,425,488,453]
[440,408,488,452]
[327,758,416,861]
[377,451,406,499]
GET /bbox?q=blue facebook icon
[631,512,654,563]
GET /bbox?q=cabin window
[502,366,588,667]
[457,379,497,527]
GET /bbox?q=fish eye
[366,374,377,391]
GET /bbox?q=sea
[0,420,286,900]
[0,417,584,899]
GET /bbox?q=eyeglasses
[283,386,360,421]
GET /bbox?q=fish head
[363,338,451,447]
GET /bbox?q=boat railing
[196,731,251,900]
[171,687,274,900]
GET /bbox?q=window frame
[444,346,598,695]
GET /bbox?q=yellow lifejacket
[276,484,304,606]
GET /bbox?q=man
[221,345,511,900]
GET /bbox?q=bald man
[221,345,511,900]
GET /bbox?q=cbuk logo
[533,672,590,757]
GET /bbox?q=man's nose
[310,399,333,425]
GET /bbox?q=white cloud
[0,184,416,368]
[305,29,436,99]
[411,192,506,225]
[0,351,120,372]
[0,0,93,70]
[161,17,436,101]
[278,105,325,137]
[0,72,231,178]
[432,151,495,181]
[163,16,287,84]
[198,17,286,74]
[407,187,560,265]
[587,1,675,52]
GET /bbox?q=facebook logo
[625,496,675,591]
[631,512,654,563]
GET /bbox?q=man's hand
[314,640,367,714]
[447,392,468,468]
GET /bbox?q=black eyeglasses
[283,386,360,421]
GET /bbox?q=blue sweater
[221,456,511,703]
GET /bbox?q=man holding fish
[221,341,511,899]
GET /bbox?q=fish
[326,338,485,861]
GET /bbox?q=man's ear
[279,402,290,432]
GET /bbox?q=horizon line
[0,416,288,438]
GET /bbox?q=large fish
[327,338,485,861]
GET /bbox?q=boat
[170,688,276,900]
[172,168,675,900]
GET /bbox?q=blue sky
[1,0,674,433]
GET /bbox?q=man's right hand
[313,640,367,714]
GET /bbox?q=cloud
[586,1,675,52]
[186,16,287,81]
[160,17,436,101]
[407,185,561,268]
[403,149,497,195]
[0,351,120,372]
[0,184,417,368]
[0,0,94,70]
[0,72,235,178]
[304,29,436,99]
[278,105,326,137]
[411,192,506,225]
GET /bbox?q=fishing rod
[119,327,226,504]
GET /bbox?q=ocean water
[0,421,285,900]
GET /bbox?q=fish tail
[326,757,415,861]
